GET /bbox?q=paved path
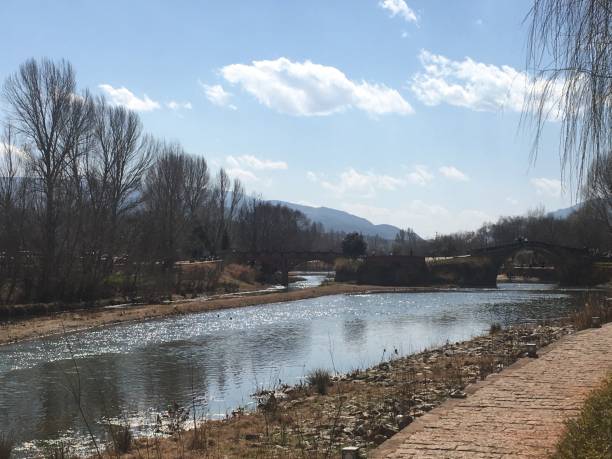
[372,323,612,458]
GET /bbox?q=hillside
[270,200,410,240]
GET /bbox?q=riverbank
[99,323,573,458]
[372,323,612,458]
[0,283,444,346]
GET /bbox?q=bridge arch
[468,241,598,286]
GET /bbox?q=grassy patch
[489,322,502,334]
[307,368,332,395]
[554,374,612,459]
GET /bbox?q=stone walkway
[371,323,612,458]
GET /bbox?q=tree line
[0,58,337,304]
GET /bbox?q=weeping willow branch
[525,0,611,184]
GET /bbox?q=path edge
[370,323,610,458]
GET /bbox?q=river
[0,283,590,456]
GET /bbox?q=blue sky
[1,0,574,237]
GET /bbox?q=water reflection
[342,318,367,348]
[0,284,591,456]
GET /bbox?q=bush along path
[372,323,612,459]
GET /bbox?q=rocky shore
[124,323,574,458]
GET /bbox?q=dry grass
[306,368,332,395]
[43,442,77,459]
[0,433,13,459]
[567,298,611,331]
[108,423,133,455]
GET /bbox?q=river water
[0,283,589,456]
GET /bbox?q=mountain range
[547,203,583,219]
[271,200,584,241]
[270,200,405,240]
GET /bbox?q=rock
[374,423,397,437]
[373,434,387,445]
[395,414,412,429]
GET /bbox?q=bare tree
[74,98,154,293]
[206,169,243,254]
[3,58,94,300]
[0,124,31,302]
[526,0,611,180]
[142,143,190,266]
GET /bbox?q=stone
[395,414,412,429]
[373,434,387,445]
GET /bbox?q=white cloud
[408,199,450,218]
[339,201,494,237]
[411,50,562,115]
[167,100,192,110]
[531,177,562,197]
[309,167,405,198]
[220,57,413,116]
[506,197,519,205]
[226,168,259,182]
[406,165,434,186]
[379,0,418,23]
[224,154,287,184]
[226,154,287,171]
[98,84,160,112]
[439,165,469,181]
[1,142,26,159]
[0,142,27,176]
[199,82,237,110]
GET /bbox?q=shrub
[0,433,13,459]
[307,368,332,395]
[334,257,363,273]
[109,423,132,454]
[554,375,612,458]
[489,322,502,334]
[43,442,74,459]
[569,301,611,331]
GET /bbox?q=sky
[0,0,576,238]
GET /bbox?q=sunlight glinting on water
[0,284,584,457]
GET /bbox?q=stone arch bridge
[430,240,606,286]
[221,241,609,288]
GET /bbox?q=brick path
[371,323,612,458]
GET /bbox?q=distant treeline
[1,58,610,305]
[425,204,612,258]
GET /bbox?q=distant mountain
[270,200,413,240]
[548,203,583,219]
